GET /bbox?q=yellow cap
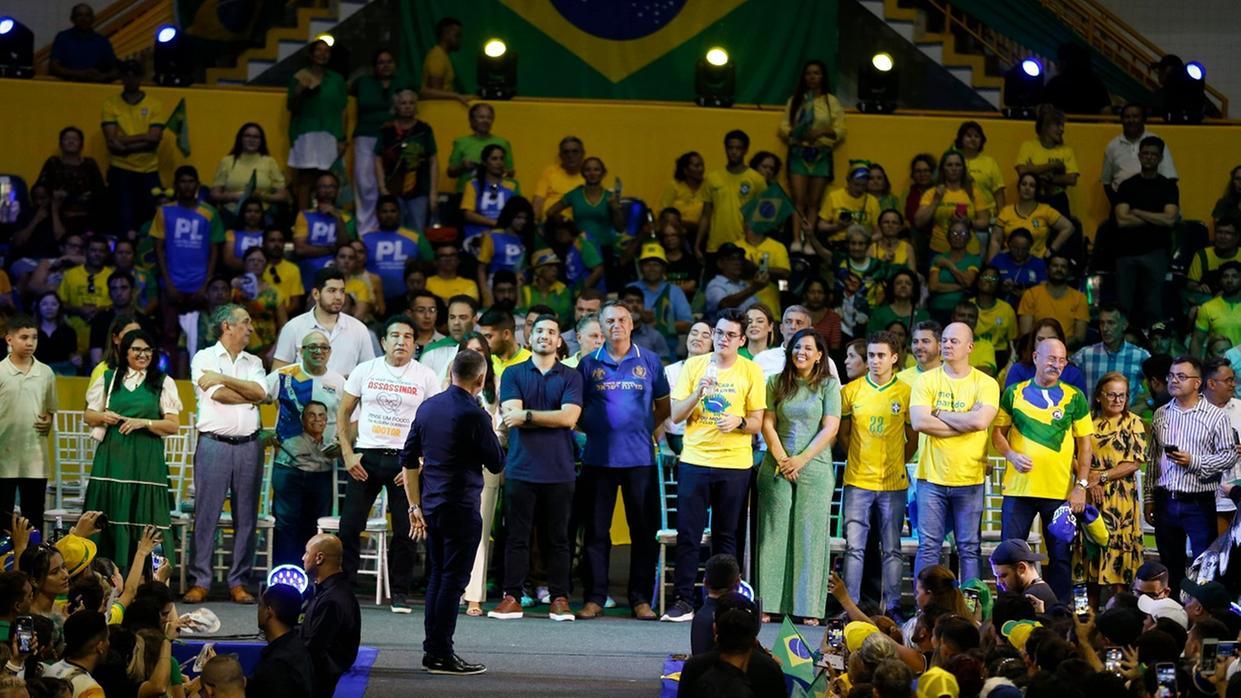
[917,666,960,698]
[55,534,98,578]
[638,242,668,264]
[844,621,879,653]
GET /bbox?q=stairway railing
[1037,0,1227,116]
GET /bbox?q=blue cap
[989,539,1047,566]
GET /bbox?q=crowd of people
[2,9,1241,695]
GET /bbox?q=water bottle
[704,356,719,396]
[613,177,623,199]
[53,516,65,543]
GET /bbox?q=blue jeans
[673,463,751,603]
[914,481,984,582]
[843,487,906,609]
[400,195,429,232]
[1152,489,1216,592]
[271,464,333,568]
[1001,496,1071,601]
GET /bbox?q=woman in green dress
[757,328,841,625]
[545,156,624,253]
[83,329,182,565]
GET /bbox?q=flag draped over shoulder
[165,98,191,157]
[741,183,795,235]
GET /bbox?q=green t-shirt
[560,186,623,251]
[448,134,514,192]
[867,303,929,334]
[287,70,348,141]
[352,73,417,138]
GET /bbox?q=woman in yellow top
[955,121,1006,211]
[658,151,708,233]
[914,150,992,255]
[779,60,846,251]
[871,209,917,271]
[990,172,1074,260]
[1015,105,1079,218]
[210,123,291,219]
[531,136,586,221]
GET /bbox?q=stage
[192,597,818,696]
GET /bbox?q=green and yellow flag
[239,170,257,203]
[165,98,190,156]
[742,183,795,235]
[773,616,816,694]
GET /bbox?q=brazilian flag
[165,98,191,157]
[773,617,816,693]
[398,0,838,103]
[742,183,795,235]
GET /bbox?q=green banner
[398,0,839,104]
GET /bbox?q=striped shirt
[1144,396,1240,502]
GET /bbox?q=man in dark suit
[403,348,504,675]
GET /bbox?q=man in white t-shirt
[273,267,376,377]
[338,315,440,613]
[44,611,109,697]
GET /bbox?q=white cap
[1137,594,1189,629]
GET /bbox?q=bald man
[992,338,1093,601]
[300,534,360,698]
[201,655,246,698]
[910,322,1000,582]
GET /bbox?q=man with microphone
[404,349,504,675]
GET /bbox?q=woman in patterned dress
[1074,371,1146,596]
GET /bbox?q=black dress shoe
[422,653,486,675]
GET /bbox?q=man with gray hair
[184,304,268,605]
[266,329,345,566]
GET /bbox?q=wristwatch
[407,505,421,514]
[931,408,941,419]
[1075,478,1089,490]
[525,409,533,425]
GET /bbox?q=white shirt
[419,343,459,383]
[344,356,441,449]
[1215,398,1241,511]
[86,369,183,415]
[191,342,266,436]
[1101,129,1178,190]
[662,360,688,437]
[753,346,841,385]
[273,308,376,377]
[45,659,104,697]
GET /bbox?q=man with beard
[273,267,375,376]
[489,314,583,622]
[420,294,478,380]
[1017,253,1088,348]
[991,337,1093,601]
[479,307,530,384]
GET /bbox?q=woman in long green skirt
[83,329,183,566]
[757,328,841,624]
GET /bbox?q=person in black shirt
[989,539,1060,611]
[403,349,504,675]
[1113,136,1179,328]
[248,584,314,698]
[677,593,785,698]
[300,534,361,698]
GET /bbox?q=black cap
[1136,561,1169,581]
[717,242,745,260]
[989,539,1047,566]
[1181,578,1231,610]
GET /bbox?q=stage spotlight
[477,38,516,100]
[0,16,34,79]
[695,46,734,108]
[1185,61,1205,81]
[1003,57,1044,119]
[153,23,193,86]
[1163,60,1206,124]
[857,52,898,114]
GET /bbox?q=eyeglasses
[1102,392,1127,401]
[1166,372,1200,382]
[412,307,437,315]
[712,329,743,340]
[130,347,154,356]
[301,344,331,353]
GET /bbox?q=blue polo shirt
[499,359,584,484]
[578,344,670,468]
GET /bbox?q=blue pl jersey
[150,202,224,293]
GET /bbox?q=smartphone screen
[962,589,979,613]
[1156,662,1177,697]
[14,616,33,654]
[1202,639,1220,675]
[1072,584,1089,617]
[1220,641,1239,658]
[1104,647,1123,674]
[827,618,844,649]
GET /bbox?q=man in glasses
[273,267,375,377]
[1144,355,1240,591]
[1202,358,1241,533]
[266,330,345,566]
[992,337,1093,601]
[1132,561,1171,599]
[58,234,113,323]
[664,308,765,622]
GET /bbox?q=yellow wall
[4,78,1240,236]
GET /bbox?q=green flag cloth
[773,616,816,693]
[239,169,257,203]
[165,98,190,156]
[741,183,795,235]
